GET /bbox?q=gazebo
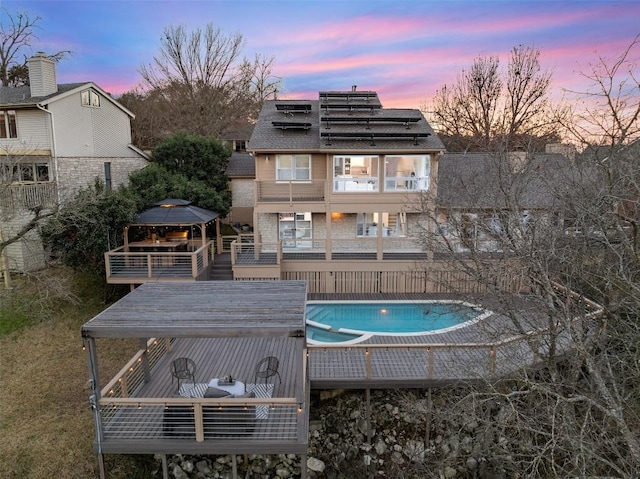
[124,198,221,252]
[104,199,222,287]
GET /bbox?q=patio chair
[170,357,196,391]
[254,356,281,385]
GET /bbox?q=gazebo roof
[131,199,220,226]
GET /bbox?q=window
[0,110,17,138]
[333,155,378,192]
[279,212,312,248]
[104,162,112,191]
[81,89,101,107]
[384,155,430,192]
[276,155,310,181]
[2,161,50,183]
[356,212,406,237]
[234,140,246,152]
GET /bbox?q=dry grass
[0,269,147,479]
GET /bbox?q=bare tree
[0,8,70,87]
[0,8,41,86]
[121,23,281,148]
[431,45,558,152]
[414,38,640,477]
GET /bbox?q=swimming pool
[306,301,489,344]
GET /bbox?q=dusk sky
[3,0,639,109]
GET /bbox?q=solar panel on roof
[321,116,421,129]
[272,121,312,130]
[275,103,312,113]
[321,131,431,146]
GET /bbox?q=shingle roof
[437,152,570,209]
[226,152,255,178]
[249,91,445,153]
[249,100,322,151]
[0,83,87,106]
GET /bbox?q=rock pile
[158,388,516,478]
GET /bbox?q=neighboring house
[236,88,448,292]
[435,151,570,253]
[0,52,148,271]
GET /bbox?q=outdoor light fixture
[331,212,343,219]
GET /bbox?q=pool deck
[306,293,587,389]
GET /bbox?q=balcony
[255,180,325,203]
[231,238,424,265]
[0,182,57,212]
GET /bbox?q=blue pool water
[306,301,483,343]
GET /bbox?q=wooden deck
[82,281,309,456]
[82,284,600,461]
[97,336,307,455]
[306,292,597,388]
[104,241,215,285]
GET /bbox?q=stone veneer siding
[55,156,147,204]
[231,179,254,207]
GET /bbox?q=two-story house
[0,53,148,271]
[234,88,447,292]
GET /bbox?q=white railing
[0,182,57,212]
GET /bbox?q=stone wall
[56,156,147,204]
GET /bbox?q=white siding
[0,109,52,152]
[48,89,138,158]
[1,215,47,271]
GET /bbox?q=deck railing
[101,338,173,400]
[231,241,281,265]
[104,241,215,282]
[220,233,254,253]
[231,239,424,265]
[97,337,303,443]
[99,398,301,442]
[308,287,603,383]
[255,179,326,203]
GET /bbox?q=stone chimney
[28,52,58,97]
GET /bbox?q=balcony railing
[255,180,326,203]
[231,238,424,265]
[0,182,57,212]
[104,241,215,283]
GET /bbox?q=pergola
[81,280,309,479]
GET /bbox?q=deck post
[161,454,168,479]
[231,454,238,479]
[97,453,106,479]
[140,338,151,383]
[365,387,372,444]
